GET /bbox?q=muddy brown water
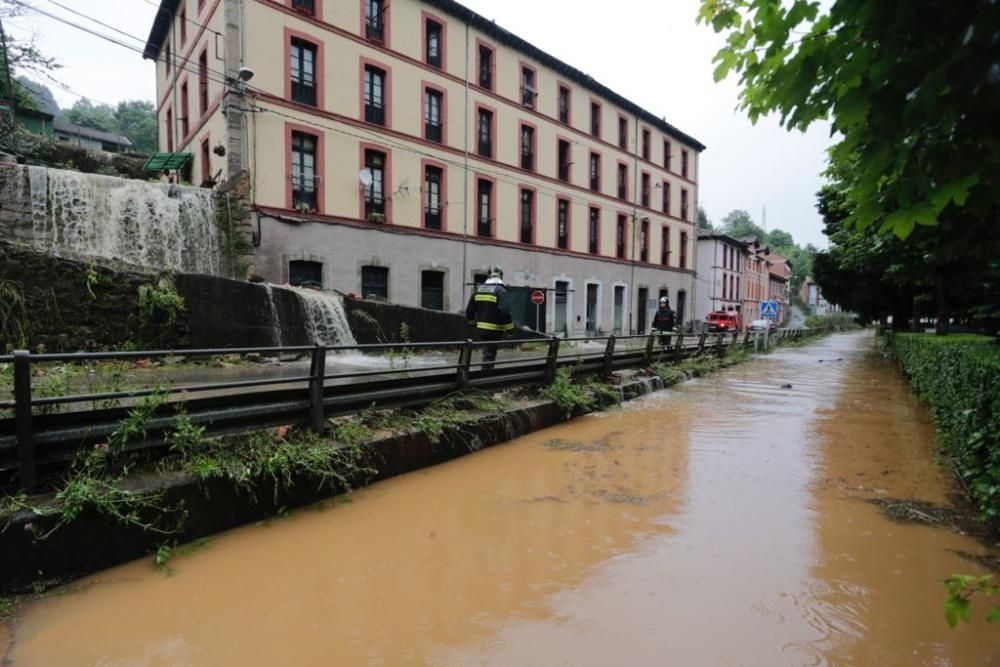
[2,331,997,665]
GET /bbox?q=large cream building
[144,0,705,336]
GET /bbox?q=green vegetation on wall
[885,333,1000,520]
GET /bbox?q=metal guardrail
[0,328,813,490]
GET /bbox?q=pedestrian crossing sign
[761,301,778,318]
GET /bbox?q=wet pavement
[2,331,996,665]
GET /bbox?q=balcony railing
[478,140,492,158]
[365,104,385,125]
[365,19,384,41]
[521,152,534,171]
[477,218,492,237]
[365,197,385,220]
[559,163,570,182]
[425,122,442,143]
[425,209,441,230]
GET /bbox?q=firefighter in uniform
[465,266,514,371]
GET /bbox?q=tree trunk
[934,272,950,335]
[911,294,922,332]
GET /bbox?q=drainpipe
[461,21,470,308]
[628,114,639,334]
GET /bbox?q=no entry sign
[530,290,545,305]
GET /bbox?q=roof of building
[143,0,706,152]
[53,120,133,147]
[697,233,749,249]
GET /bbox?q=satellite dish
[359,168,373,187]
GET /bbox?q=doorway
[555,281,569,336]
[586,283,599,334]
[637,287,648,333]
[613,285,625,334]
[676,290,687,330]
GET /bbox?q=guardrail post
[457,339,473,388]
[743,331,751,346]
[308,345,326,432]
[716,333,725,357]
[645,331,655,364]
[13,350,36,491]
[673,333,684,363]
[545,336,560,383]
[603,335,616,377]
[697,332,707,355]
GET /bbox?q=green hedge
[886,333,1000,519]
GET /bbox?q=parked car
[706,311,741,333]
[748,319,776,332]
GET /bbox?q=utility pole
[0,20,17,121]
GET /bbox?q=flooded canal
[2,331,997,665]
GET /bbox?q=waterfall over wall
[286,286,358,347]
[0,164,223,275]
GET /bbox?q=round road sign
[530,290,545,305]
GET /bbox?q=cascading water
[287,286,357,347]
[20,165,222,275]
[263,284,284,347]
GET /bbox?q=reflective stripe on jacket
[466,282,514,332]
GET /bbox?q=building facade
[741,238,770,325]
[695,233,748,322]
[143,0,705,336]
[799,277,838,316]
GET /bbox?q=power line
[39,0,147,46]
[138,0,222,38]
[7,0,233,90]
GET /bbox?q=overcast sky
[6,0,832,247]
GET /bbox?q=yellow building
[144,0,705,336]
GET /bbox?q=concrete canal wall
[1,372,675,595]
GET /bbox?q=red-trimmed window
[291,130,319,211]
[200,137,211,185]
[590,101,601,137]
[682,149,689,178]
[661,225,671,265]
[424,164,443,230]
[198,0,206,12]
[519,188,535,244]
[617,163,628,200]
[365,0,385,42]
[291,0,316,16]
[521,65,536,108]
[477,107,493,158]
[179,8,187,46]
[180,81,190,138]
[363,148,387,220]
[425,18,443,68]
[589,152,600,191]
[662,181,670,214]
[520,123,535,171]
[618,116,628,149]
[641,128,650,160]
[165,108,173,151]
[680,231,689,269]
[198,49,209,114]
[557,139,571,183]
[616,215,627,259]
[588,207,600,254]
[290,38,318,107]
[165,42,171,76]
[364,65,387,125]
[476,178,493,237]
[477,43,494,90]
[664,139,672,170]
[681,188,689,220]
[424,87,443,143]
[557,198,570,250]
[723,273,728,300]
[640,219,649,262]
[558,85,571,124]
[641,172,650,208]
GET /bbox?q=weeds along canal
[2,331,996,666]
